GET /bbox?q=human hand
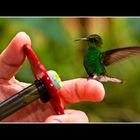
[0,32,105,122]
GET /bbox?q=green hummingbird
[75,34,140,83]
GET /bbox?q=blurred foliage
[1,17,140,122]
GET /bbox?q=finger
[45,109,89,122]
[58,78,105,105]
[0,32,31,81]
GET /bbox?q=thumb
[45,109,89,123]
[0,32,31,81]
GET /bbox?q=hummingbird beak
[75,38,89,41]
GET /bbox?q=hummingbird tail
[92,75,124,84]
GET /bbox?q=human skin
[0,32,105,122]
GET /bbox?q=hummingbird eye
[93,38,98,43]
[89,38,98,42]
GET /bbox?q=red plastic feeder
[23,44,64,115]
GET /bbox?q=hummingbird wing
[102,46,140,66]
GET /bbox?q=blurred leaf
[125,18,140,43]
[11,18,71,47]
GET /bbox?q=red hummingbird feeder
[23,44,64,115]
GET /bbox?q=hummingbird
[75,34,140,83]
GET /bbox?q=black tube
[0,79,50,121]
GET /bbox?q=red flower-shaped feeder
[23,44,64,115]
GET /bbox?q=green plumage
[83,46,105,76]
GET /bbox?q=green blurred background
[1,17,140,122]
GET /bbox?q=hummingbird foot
[92,75,124,84]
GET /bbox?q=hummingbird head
[75,34,103,47]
